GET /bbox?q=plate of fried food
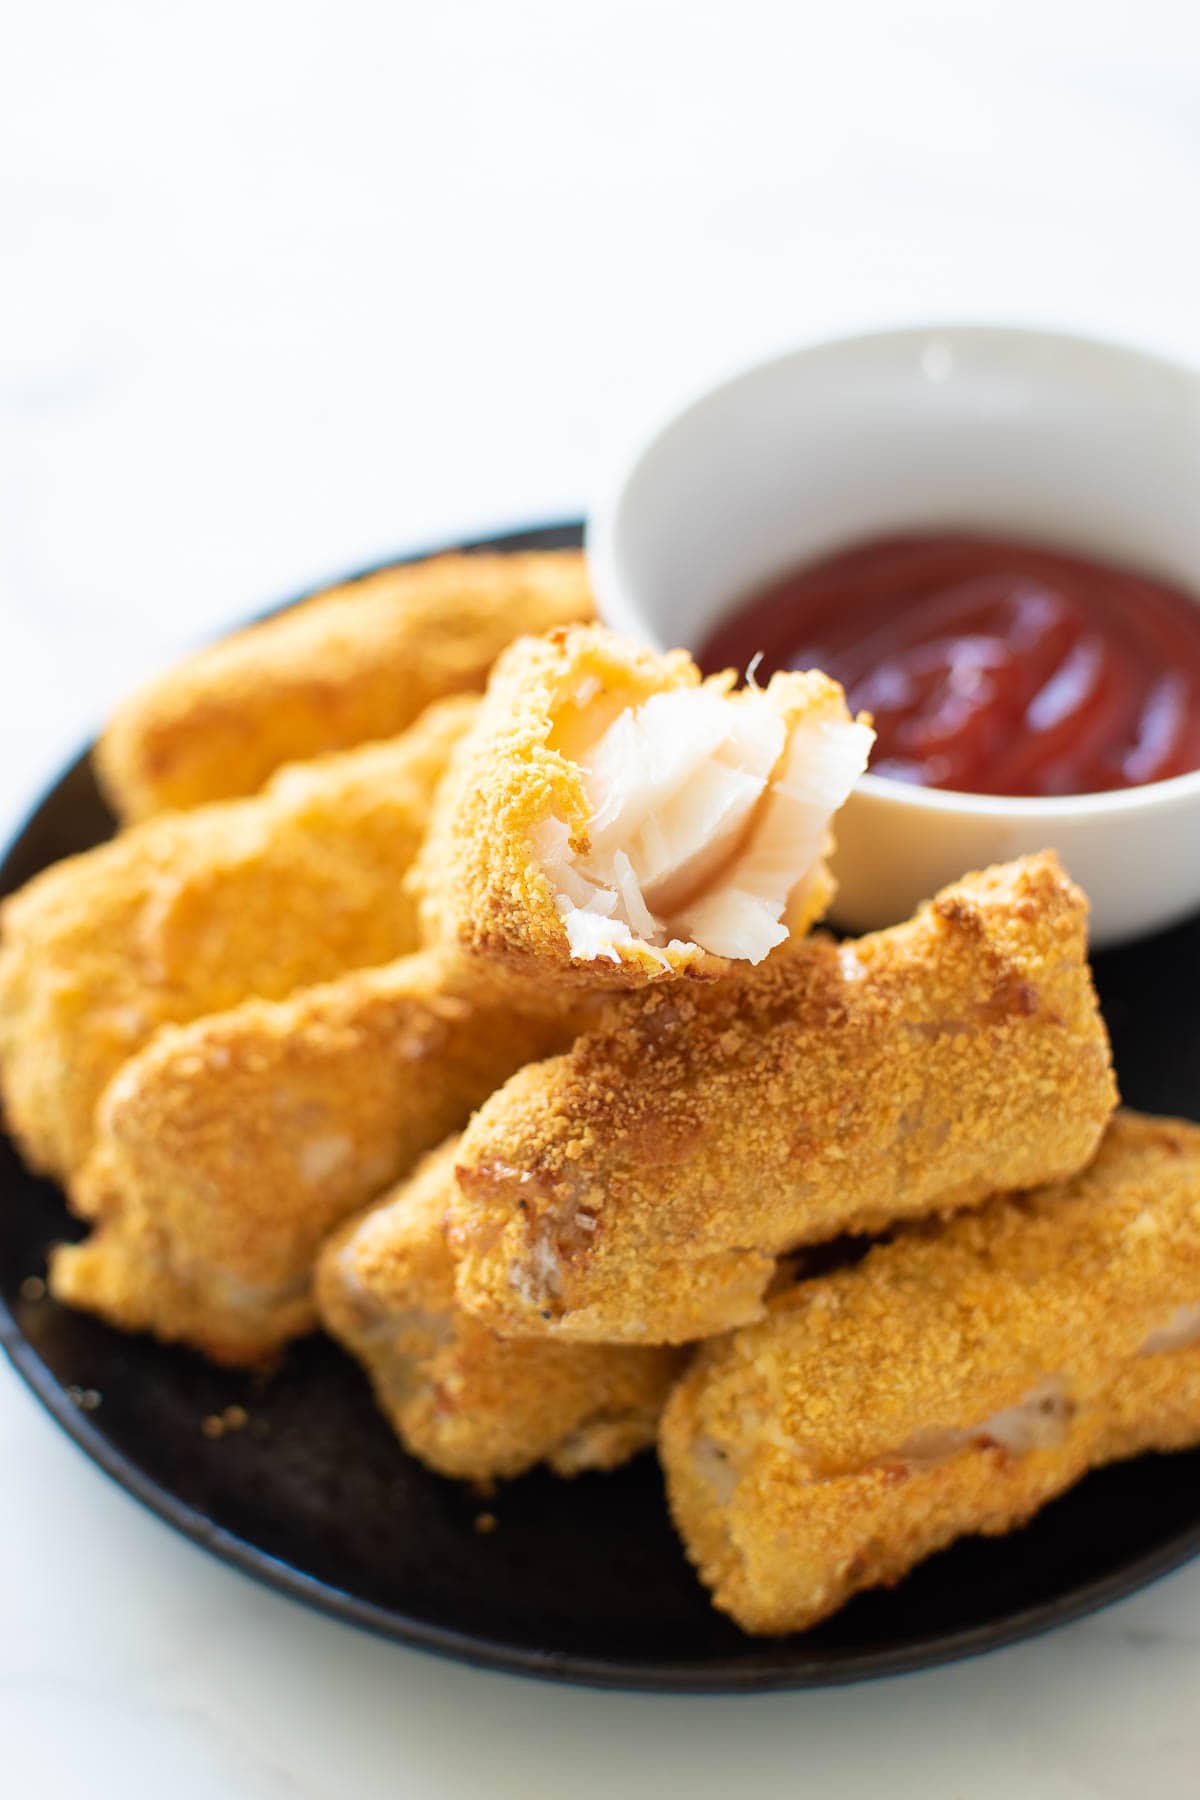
[4,507,1200,1692]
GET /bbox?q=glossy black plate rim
[4,516,1200,1694]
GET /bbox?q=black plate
[4,520,1200,1693]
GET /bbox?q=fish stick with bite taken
[50,951,581,1365]
[96,550,593,820]
[660,1111,1200,1635]
[317,1138,684,1482]
[0,697,476,1182]
[449,854,1117,1344]
[412,624,873,986]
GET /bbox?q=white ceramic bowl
[588,325,1200,947]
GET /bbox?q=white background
[3,3,1200,1794]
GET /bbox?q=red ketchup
[699,535,1200,797]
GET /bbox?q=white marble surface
[4,4,1200,1793]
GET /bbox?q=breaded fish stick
[660,1111,1200,1636]
[0,698,475,1181]
[413,624,872,985]
[450,854,1116,1344]
[96,551,593,821]
[50,951,579,1365]
[317,1138,683,1482]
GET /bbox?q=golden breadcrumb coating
[96,550,593,821]
[412,624,869,987]
[317,1138,684,1481]
[450,854,1117,1344]
[660,1111,1200,1636]
[50,951,580,1365]
[0,697,475,1182]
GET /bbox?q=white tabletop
[4,4,1200,1793]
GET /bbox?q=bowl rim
[587,320,1200,821]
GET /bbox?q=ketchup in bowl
[699,535,1200,797]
